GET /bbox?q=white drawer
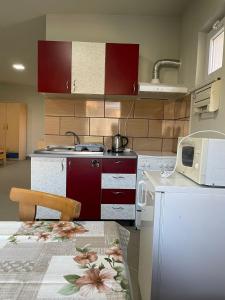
[101,204,135,220]
[101,173,136,189]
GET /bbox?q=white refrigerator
[138,171,225,300]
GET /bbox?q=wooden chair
[0,149,6,165]
[10,187,81,221]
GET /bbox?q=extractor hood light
[12,64,25,71]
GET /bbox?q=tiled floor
[0,159,141,299]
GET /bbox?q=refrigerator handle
[137,180,147,207]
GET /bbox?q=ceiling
[0,0,190,27]
[0,0,190,87]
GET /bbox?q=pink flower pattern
[106,246,123,262]
[76,268,122,296]
[73,251,98,265]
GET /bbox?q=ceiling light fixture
[12,64,25,71]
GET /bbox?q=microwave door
[182,146,195,167]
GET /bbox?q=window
[207,22,224,75]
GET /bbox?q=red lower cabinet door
[105,43,139,95]
[38,40,72,93]
[66,158,102,220]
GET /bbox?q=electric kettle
[112,134,128,153]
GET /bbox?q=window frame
[205,18,225,81]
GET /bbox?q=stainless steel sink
[46,145,76,151]
[34,145,104,156]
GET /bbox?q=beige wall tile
[148,120,162,137]
[90,118,118,136]
[36,139,46,149]
[105,100,135,118]
[79,136,104,144]
[134,100,164,119]
[119,119,148,137]
[174,120,185,138]
[44,135,74,146]
[44,97,189,152]
[60,117,89,135]
[133,138,162,151]
[45,99,75,116]
[172,138,178,152]
[103,136,133,150]
[103,136,113,149]
[75,100,104,117]
[185,95,191,118]
[162,138,177,152]
[162,120,174,138]
[164,101,175,119]
[45,117,60,135]
[183,120,190,136]
[174,98,186,119]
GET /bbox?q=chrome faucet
[65,131,80,145]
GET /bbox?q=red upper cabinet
[38,40,72,93]
[105,43,139,95]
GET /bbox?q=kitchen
[1,1,225,299]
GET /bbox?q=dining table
[0,220,132,299]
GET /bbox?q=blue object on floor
[6,152,19,159]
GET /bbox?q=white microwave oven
[176,137,225,186]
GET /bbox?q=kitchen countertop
[30,150,137,159]
[136,151,176,157]
[144,170,225,193]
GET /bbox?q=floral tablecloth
[0,221,131,299]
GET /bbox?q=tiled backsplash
[43,95,190,152]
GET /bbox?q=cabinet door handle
[112,207,124,210]
[91,160,100,168]
[61,159,64,172]
[73,80,76,92]
[112,191,124,196]
[68,160,71,168]
[66,80,69,90]
[133,82,136,94]
[112,176,125,179]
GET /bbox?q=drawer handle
[112,207,124,210]
[112,176,125,179]
[112,191,124,196]
[115,161,122,164]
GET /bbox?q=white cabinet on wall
[71,42,106,95]
[31,157,67,219]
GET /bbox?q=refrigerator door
[157,191,225,300]
[138,187,155,300]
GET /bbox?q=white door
[71,41,105,95]
[0,103,6,149]
[31,157,67,219]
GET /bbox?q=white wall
[180,0,225,134]
[46,14,181,84]
[0,83,44,154]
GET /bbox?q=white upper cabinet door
[71,42,106,95]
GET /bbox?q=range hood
[138,82,188,100]
[138,59,188,100]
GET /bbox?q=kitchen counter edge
[29,151,137,159]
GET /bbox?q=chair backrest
[10,187,81,221]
